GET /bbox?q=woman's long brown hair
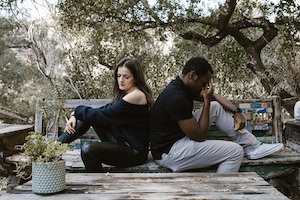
[112,58,153,112]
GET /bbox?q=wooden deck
[0,172,289,199]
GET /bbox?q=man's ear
[189,70,198,80]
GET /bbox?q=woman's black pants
[58,120,143,171]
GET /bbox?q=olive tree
[56,0,300,115]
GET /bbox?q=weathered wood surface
[0,124,33,136]
[285,119,300,152]
[272,96,283,143]
[0,172,289,200]
[0,124,33,157]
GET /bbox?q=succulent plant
[14,131,69,179]
[23,132,68,163]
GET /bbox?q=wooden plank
[0,124,33,157]
[284,120,300,154]
[63,99,111,108]
[0,124,33,137]
[1,172,289,200]
[34,99,43,133]
[285,120,300,141]
[272,96,283,143]
[285,119,300,129]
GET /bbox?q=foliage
[0,0,299,118]
[23,132,68,163]
[0,18,51,122]
[14,131,69,179]
[0,0,20,10]
[0,177,7,191]
[38,81,68,133]
[56,0,300,115]
[0,10,75,122]
[60,17,172,98]
[173,36,264,99]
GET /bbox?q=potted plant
[15,131,69,194]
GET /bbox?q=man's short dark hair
[182,57,213,77]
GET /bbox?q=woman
[58,58,153,171]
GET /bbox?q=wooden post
[272,96,283,143]
[34,98,44,133]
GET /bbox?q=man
[149,56,284,173]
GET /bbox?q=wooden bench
[32,97,300,175]
[34,96,283,142]
[35,97,281,140]
[33,96,297,156]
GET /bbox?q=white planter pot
[32,160,66,194]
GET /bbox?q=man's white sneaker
[247,143,284,160]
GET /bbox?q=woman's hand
[64,116,76,134]
[234,113,246,130]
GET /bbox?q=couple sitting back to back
[58,56,284,172]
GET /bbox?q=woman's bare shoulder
[123,89,147,105]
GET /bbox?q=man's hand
[64,116,76,134]
[200,82,214,102]
[234,113,246,130]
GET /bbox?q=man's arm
[177,83,213,141]
[195,93,239,112]
[212,93,237,112]
[178,100,210,141]
[213,93,245,130]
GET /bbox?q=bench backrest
[35,96,283,143]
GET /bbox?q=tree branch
[230,17,278,51]
[180,30,228,47]
[217,0,236,30]
[140,0,161,24]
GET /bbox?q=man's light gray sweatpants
[156,101,261,173]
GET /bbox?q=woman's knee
[80,143,103,171]
[81,142,97,156]
[76,120,91,132]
